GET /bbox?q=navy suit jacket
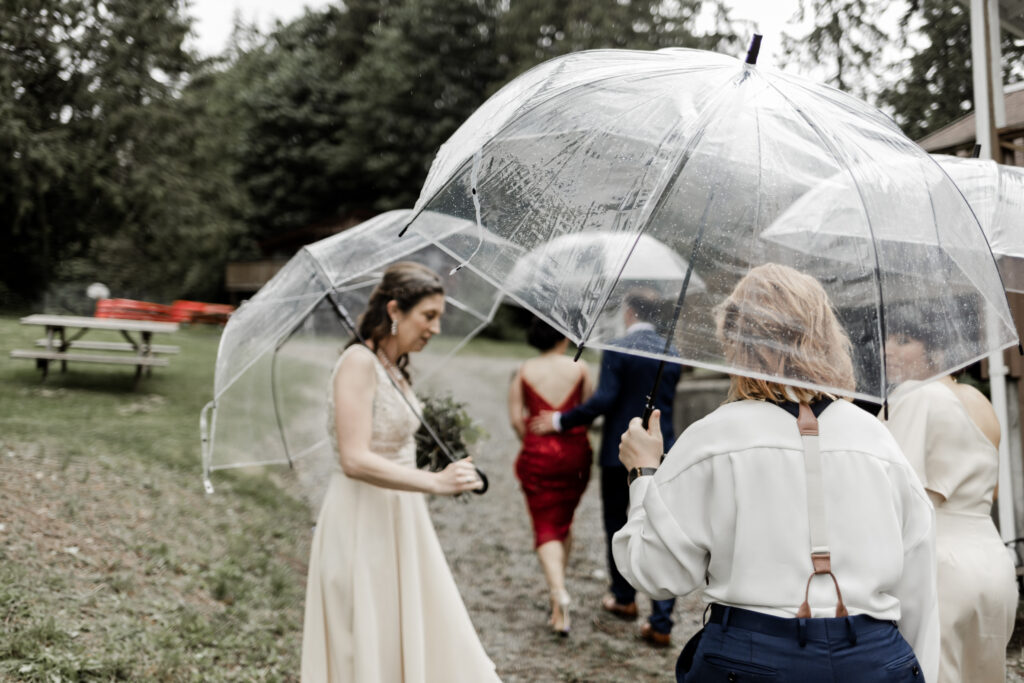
[560,327,682,468]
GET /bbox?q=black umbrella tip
[745,34,763,65]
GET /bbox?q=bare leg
[537,540,570,632]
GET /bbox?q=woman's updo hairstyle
[526,316,566,352]
[352,261,444,378]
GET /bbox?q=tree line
[1,0,1020,306]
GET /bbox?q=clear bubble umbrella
[504,231,705,340]
[403,41,1018,408]
[933,154,1024,291]
[201,210,503,509]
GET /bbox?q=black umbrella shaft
[641,362,666,429]
[745,34,763,65]
[641,185,716,429]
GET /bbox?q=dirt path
[425,355,701,682]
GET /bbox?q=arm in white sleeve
[891,502,939,682]
[611,462,711,600]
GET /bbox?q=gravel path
[424,354,704,682]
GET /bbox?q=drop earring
[390,318,398,336]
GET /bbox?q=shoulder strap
[796,403,848,619]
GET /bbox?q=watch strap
[627,466,658,485]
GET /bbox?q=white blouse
[612,399,939,681]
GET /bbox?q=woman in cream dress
[301,262,500,683]
[885,322,1017,683]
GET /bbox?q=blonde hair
[715,263,856,403]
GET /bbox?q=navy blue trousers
[602,465,675,633]
[679,605,924,682]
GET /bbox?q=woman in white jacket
[615,263,940,682]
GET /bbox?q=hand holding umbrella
[619,409,664,472]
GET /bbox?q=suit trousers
[680,605,924,682]
[602,465,675,633]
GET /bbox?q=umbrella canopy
[504,231,705,339]
[405,46,1017,404]
[757,156,1013,385]
[202,210,503,505]
[933,154,1024,291]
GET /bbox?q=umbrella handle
[641,396,655,430]
[472,467,489,495]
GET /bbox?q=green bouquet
[414,394,487,472]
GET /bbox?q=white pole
[973,0,1017,546]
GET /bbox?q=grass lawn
[0,316,315,681]
[0,316,540,681]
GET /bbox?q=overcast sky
[185,0,803,67]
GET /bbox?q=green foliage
[0,0,248,304]
[338,0,504,210]
[782,0,1024,140]
[234,4,382,239]
[415,393,487,471]
[878,0,1024,141]
[781,0,890,98]
[495,0,740,80]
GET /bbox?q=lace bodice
[327,345,421,468]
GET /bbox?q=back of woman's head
[357,261,444,353]
[526,316,566,352]
[716,263,855,403]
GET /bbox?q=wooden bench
[11,349,169,382]
[11,349,169,367]
[33,339,180,354]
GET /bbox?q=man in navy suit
[530,289,682,647]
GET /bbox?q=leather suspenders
[795,402,848,619]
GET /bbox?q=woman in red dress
[508,317,594,636]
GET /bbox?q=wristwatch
[627,466,659,485]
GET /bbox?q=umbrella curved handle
[472,467,489,495]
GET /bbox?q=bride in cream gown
[301,262,500,682]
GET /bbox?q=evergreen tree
[234,3,388,240]
[780,0,891,98]
[0,0,241,302]
[878,0,1024,141]
[495,0,740,82]
[0,0,92,302]
[337,0,503,210]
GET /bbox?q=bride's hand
[433,457,484,495]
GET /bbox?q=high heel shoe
[550,589,571,637]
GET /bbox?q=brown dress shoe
[640,621,671,648]
[601,595,638,620]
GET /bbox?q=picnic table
[9,314,180,382]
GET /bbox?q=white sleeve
[611,460,712,601]
[892,488,939,682]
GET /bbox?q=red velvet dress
[515,377,593,548]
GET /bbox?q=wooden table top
[20,314,179,334]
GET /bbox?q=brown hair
[351,261,444,380]
[623,287,662,325]
[715,263,855,403]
